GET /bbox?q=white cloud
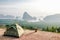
[0,0,60,18]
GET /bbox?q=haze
[0,0,60,18]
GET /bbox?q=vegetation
[0,19,60,33]
[42,26,60,33]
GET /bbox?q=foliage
[0,19,60,33]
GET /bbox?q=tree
[57,27,60,32]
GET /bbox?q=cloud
[1,0,60,18]
[0,7,19,16]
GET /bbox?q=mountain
[44,14,60,22]
[22,12,36,20]
[0,14,15,19]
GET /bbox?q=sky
[0,0,60,18]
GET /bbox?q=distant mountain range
[0,12,60,23]
[0,12,37,21]
[44,14,60,22]
[0,14,15,19]
[22,12,37,20]
[22,12,60,22]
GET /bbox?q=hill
[23,12,36,20]
[44,14,60,22]
[0,14,15,19]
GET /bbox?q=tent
[4,24,24,38]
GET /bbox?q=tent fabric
[4,24,24,38]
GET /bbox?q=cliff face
[23,12,36,20]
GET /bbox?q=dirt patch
[0,29,60,40]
